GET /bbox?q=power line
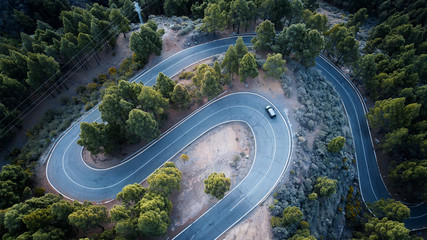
[0,2,137,124]
[0,0,159,138]
[0,0,157,125]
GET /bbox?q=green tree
[137,210,169,237]
[0,181,20,209]
[239,52,259,82]
[390,160,427,201]
[0,164,31,187]
[353,54,377,84]
[50,200,75,222]
[369,198,410,222]
[201,70,222,98]
[32,227,66,240]
[367,97,421,130]
[251,20,275,51]
[302,9,328,32]
[302,0,319,11]
[213,60,222,80]
[282,206,303,226]
[221,45,239,82]
[290,229,316,240]
[110,205,131,222]
[145,20,158,32]
[137,86,169,117]
[192,64,211,87]
[164,0,189,17]
[229,0,251,33]
[285,0,304,26]
[263,53,287,78]
[0,75,27,108]
[137,192,172,237]
[273,23,325,67]
[129,24,162,62]
[117,183,146,207]
[314,176,337,197]
[327,136,346,153]
[22,208,54,231]
[204,172,231,199]
[201,3,227,36]
[115,218,138,239]
[235,36,248,60]
[325,25,348,54]
[99,93,133,125]
[154,72,176,99]
[59,36,78,61]
[117,80,143,106]
[109,8,131,37]
[335,35,359,65]
[381,128,408,153]
[171,84,190,108]
[26,53,59,90]
[347,8,368,29]
[77,122,114,154]
[147,162,182,196]
[126,109,159,141]
[77,33,93,52]
[68,204,108,231]
[191,2,208,19]
[357,217,411,240]
[0,50,28,82]
[308,192,318,201]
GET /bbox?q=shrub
[327,136,346,153]
[171,24,182,31]
[84,102,95,111]
[178,24,194,36]
[180,154,189,162]
[300,221,310,229]
[314,176,338,197]
[76,85,86,95]
[98,73,108,83]
[34,187,45,197]
[85,83,99,93]
[179,71,195,79]
[157,28,165,36]
[308,193,318,201]
[108,67,117,75]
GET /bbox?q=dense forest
[0,0,426,239]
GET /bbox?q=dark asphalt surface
[46,36,426,235]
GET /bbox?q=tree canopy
[263,53,287,79]
[251,20,276,51]
[204,172,231,199]
[327,136,346,153]
[273,23,325,67]
[314,176,338,197]
[147,162,182,196]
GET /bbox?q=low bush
[179,71,195,79]
[178,24,194,36]
[271,60,358,239]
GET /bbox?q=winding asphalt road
[46,36,426,237]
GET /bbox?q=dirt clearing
[167,122,255,236]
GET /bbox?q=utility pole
[134,1,144,25]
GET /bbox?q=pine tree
[239,53,259,82]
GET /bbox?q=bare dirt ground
[167,122,255,236]
[218,197,274,240]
